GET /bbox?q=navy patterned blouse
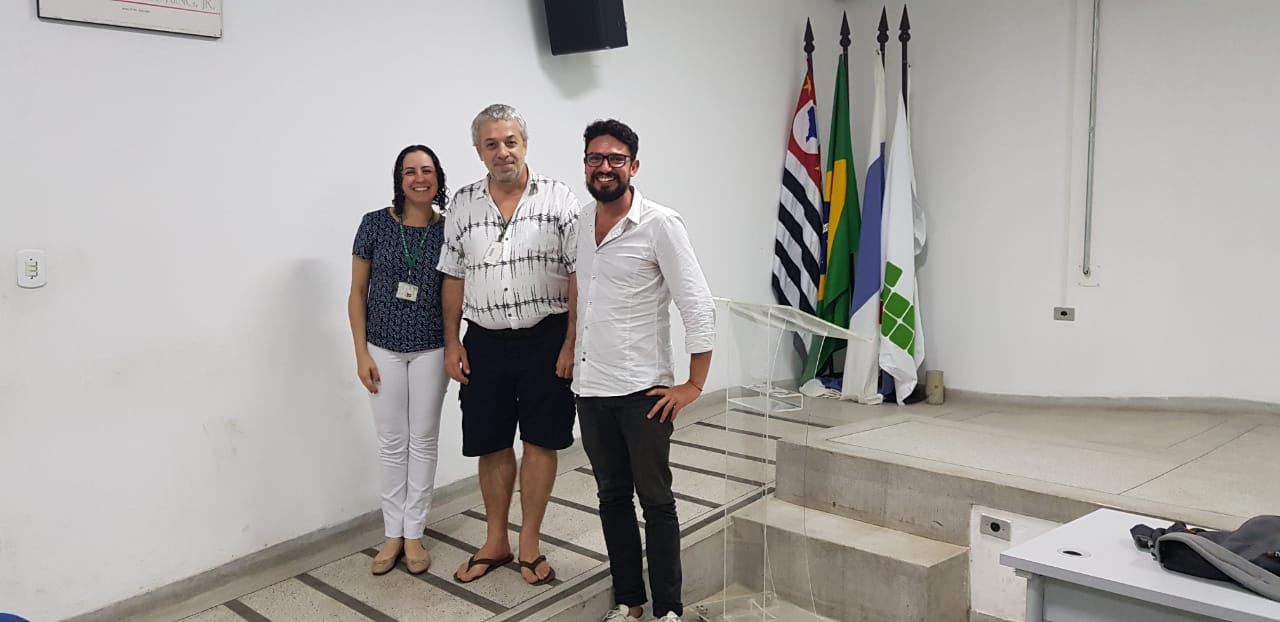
[353,208,445,353]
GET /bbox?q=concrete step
[774,433,1101,548]
[773,415,1247,549]
[727,495,969,622]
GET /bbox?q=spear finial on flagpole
[899,6,912,114]
[840,12,851,60]
[804,18,816,77]
[878,7,890,68]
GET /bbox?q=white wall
[0,1,853,619]
[843,0,1280,403]
[968,506,1061,622]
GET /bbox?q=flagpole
[829,9,850,380]
[899,6,911,114]
[876,7,893,399]
[878,7,889,69]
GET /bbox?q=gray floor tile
[178,606,247,622]
[962,408,1229,450]
[549,469,603,512]
[830,419,1178,494]
[706,410,823,441]
[1125,424,1280,518]
[669,461,761,505]
[307,553,494,621]
[669,442,776,485]
[238,577,369,622]
[506,491,612,556]
[673,424,776,463]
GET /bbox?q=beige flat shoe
[370,549,403,576]
[404,539,431,575]
[405,551,431,575]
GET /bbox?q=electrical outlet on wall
[17,249,47,288]
[980,514,1012,541]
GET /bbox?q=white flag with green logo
[879,83,926,404]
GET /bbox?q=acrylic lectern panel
[694,298,869,622]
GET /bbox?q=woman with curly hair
[348,144,450,575]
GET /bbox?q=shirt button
[581,357,586,362]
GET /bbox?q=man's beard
[490,162,522,184]
[587,178,628,203]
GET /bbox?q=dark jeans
[577,391,682,618]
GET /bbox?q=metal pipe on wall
[1082,0,1101,277]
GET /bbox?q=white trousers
[367,344,448,538]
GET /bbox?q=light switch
[17,249,47,288]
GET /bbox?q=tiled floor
[176,399,780,622]
[165,395,1279,622]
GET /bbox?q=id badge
[395,282,419,302]
[482,241,504,265]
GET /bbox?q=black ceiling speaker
[544,0,629,56]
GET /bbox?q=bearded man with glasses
[572,118,716,622]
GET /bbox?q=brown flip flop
[518,555,556,586]
[453,553,514,583]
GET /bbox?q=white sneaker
[652,613,681,621]
[601,604,642,621]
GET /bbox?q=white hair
[470,103,528,146]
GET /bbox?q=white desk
[1000,508,1280,622]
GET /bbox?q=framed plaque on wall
[37,0,223,38]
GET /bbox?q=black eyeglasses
[584,153,631,167]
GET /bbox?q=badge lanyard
[484,208,518,266]
[398,218,431,282]
[498,212,516,242]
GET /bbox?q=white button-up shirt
[437,169,580,330]
[572,188,716,397]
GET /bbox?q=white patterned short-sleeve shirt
[437,169,580,330]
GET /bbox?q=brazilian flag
[803,52,860,382]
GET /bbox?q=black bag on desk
[1130,515,1280,601]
